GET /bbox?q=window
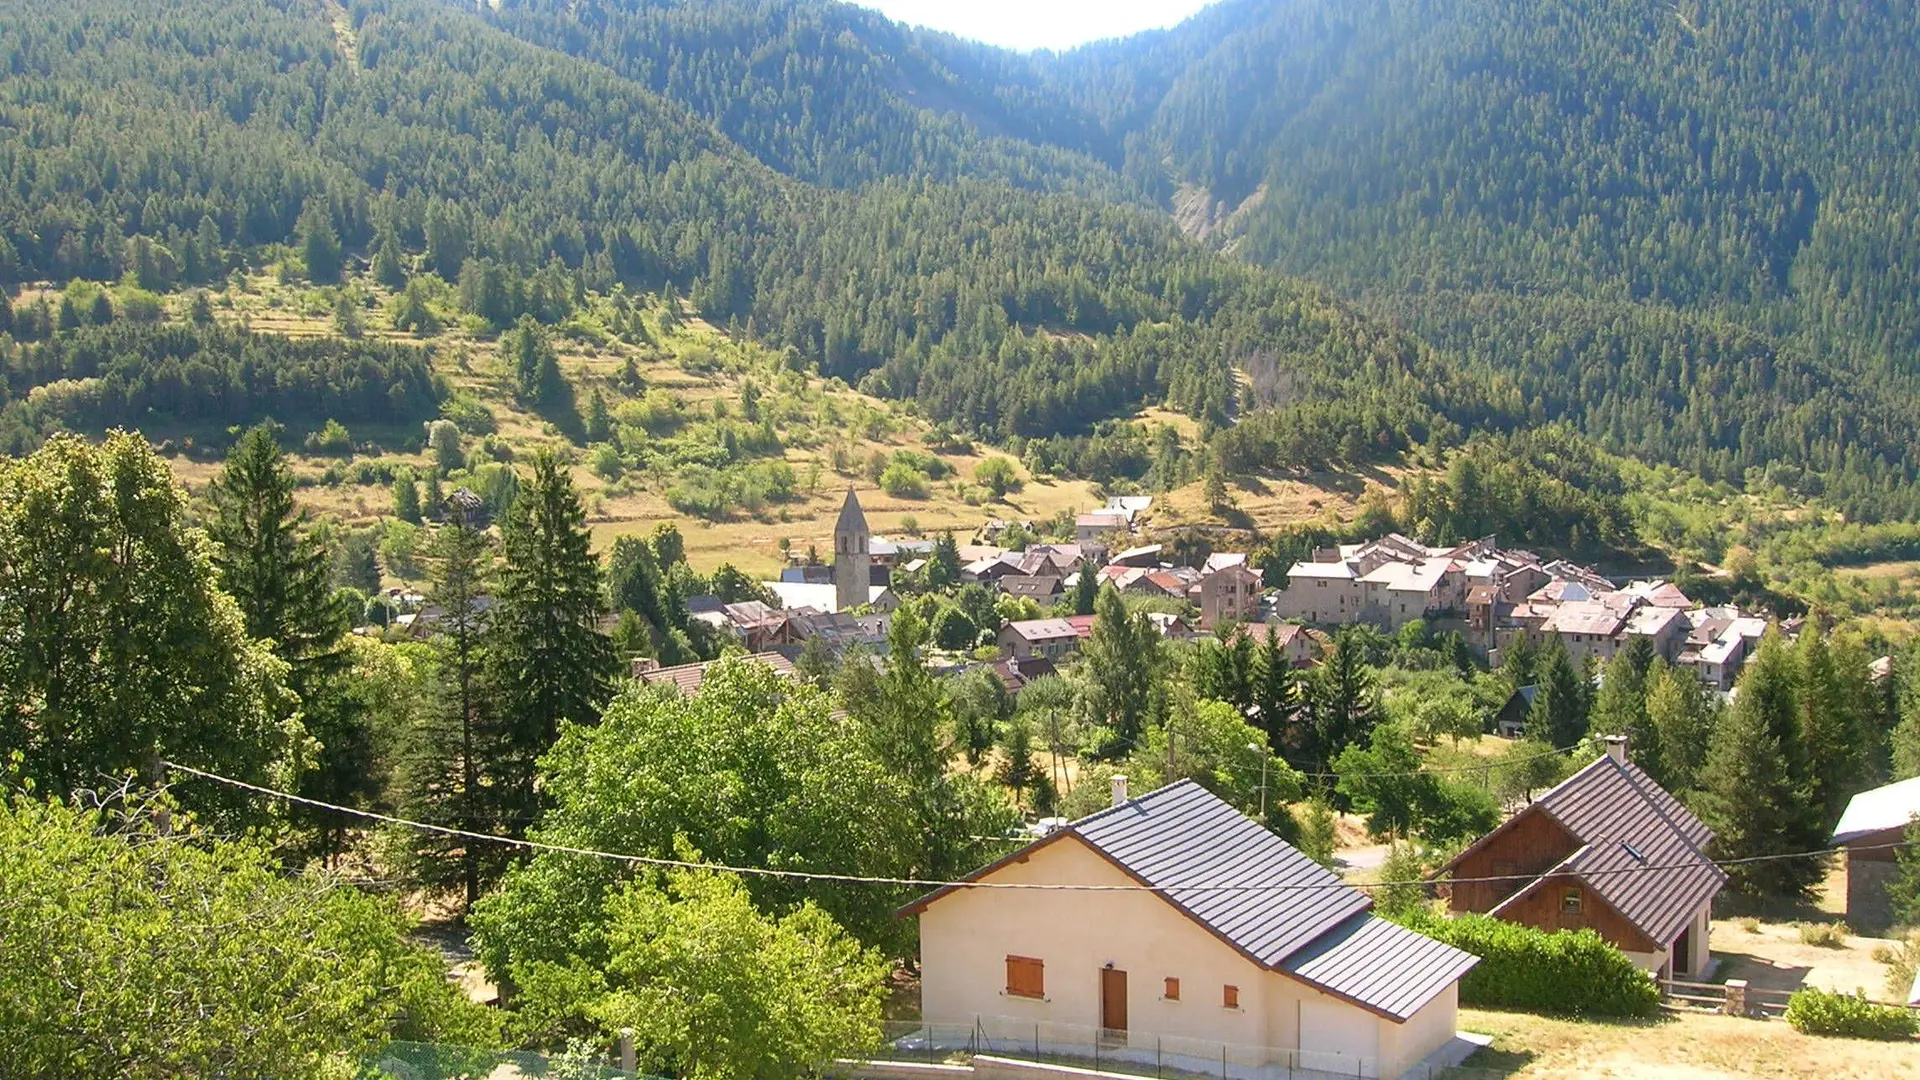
[1006,956,1045,999]
[1222,985,1239,1009]
[1561,889,1583,916]
[1163,977,1180,1001]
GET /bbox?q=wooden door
[1672,925,1692,976]
[1100,967,1128,1034]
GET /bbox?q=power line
[162,760,1911,895]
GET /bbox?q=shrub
[1799,922,1850,948]
[1739,917,1762,934]
[303,419,353,456]
[974,456,1021,498]
[879,461,929,499]
[1394,912,1660,1017]
[1873,931,1920,1000]
[1784,987,1918,1040]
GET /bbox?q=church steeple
[833,488,871,612]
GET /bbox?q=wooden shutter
[1163,977,1180,1001]
[1222,984,1239,1009]
[1006,955,1045,999]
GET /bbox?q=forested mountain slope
[0,0,1431,445]
[472,0,1130,197]
[1057,0,1920,366]
[9,0,1920,529]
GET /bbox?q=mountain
[6,0,1920,529]
[1080,0,1920,366]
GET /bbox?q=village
[529,490,1920,1080]
[606,489,1791,712]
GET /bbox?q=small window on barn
[1222,984,1239,1009]
[1005,956,1045,999]
[1163,977,1180,1001]
[1561,888,1583,915]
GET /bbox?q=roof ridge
[1065,776,1203,833]
[1604,756,1716,864]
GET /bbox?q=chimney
[1602,734,1628,765]
[1111,774,1129,808]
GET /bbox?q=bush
[879,461,929,499]
[974,456,1021,498]
[303,419,353,456]
[1394,912,1660,1017]
[1799,922,1850,948]
[1783,987,1918,1040]
[1874,931,1920,1000]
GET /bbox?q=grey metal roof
[1071,781,1373,968]
[1280,913,1479,1021]
[903,780,1475,1020]
[1528,756,1725,946]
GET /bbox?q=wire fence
[866,1018,1504,1080]
[363,1040,652,1080]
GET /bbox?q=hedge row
[1783,988,1918,1040]
[1396,912,1660,1017]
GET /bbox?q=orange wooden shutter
[1006,955,1045,998]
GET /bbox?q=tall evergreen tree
[387,518,501,906]
[297,198,341,284]
[1082,586,1162,752]
[486,452,617,830]
[1251,628,1295,753]
[206,426,362,854]
[1645,659,1715,792]
[1501,634,1539,690]
[1311,626,1380,777]
[927,531,961,591]
[1795,623,1862,828]
[1527,639,1588,750]
[1591,644,1660,783]
[1070,562,1099,616]
[1698,633,1827,898]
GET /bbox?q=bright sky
[858,0,1217,52]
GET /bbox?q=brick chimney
[1111,774,1129,808]
[1602,734,1628,765]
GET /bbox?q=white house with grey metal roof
[901,779,1479,1080]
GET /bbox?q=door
[1673,925,1692,976]
[1100,967,1128,1036]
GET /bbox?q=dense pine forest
[5,0,1920,530]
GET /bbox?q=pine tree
[1312,627,1380,775]
[1796,624,1862,827]
[388,518,500,906]
[1071,561,1099,615]
[1698,633,1827,898]
[1528,639,1588,750]
[1645,659,1715,792]
[298,198,341,284]
[997,721,1040,806]
[585,388,611,442]
[1501,634,1539,690]
[423,469,445,520]
[372,230,408,290]
[1083,586,1162,751]
[928,531,961,590]
[1591,645,1660,782]
[486,452,617,830]
[1252,628,1296,752]
[206,425,360,854]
